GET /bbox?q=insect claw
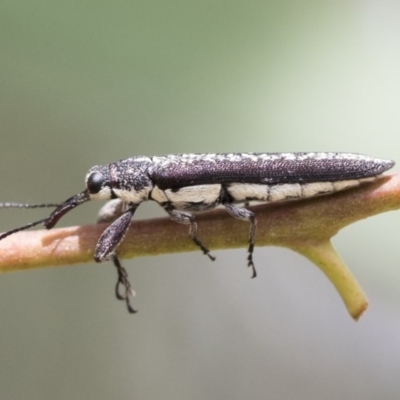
[207,253,216,261]
[249,265,257,279]
[247,256,257,279]
[126,299,137,314]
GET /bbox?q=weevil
[0,152,394,313]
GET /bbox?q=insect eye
[87,172,104,194]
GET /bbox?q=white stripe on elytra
[226,176,377,203]
[151,184,221,205]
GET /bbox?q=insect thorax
[86,157,154,204]
[108,157,154,203]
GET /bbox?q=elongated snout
[44,190,90,229]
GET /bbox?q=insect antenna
[0,217,49,241]
[0,202,60,209]
[0,191,89,240]
[0,202,61,241]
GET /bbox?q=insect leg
[223,203,257,278]
[112,256,137,314]
[166,209,216,261]
[96,200,138,313]
[95,200,136,262]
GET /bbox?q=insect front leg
[96,200,138,313]
[223,203,257,278]
[166,209,216,261]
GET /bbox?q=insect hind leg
[224,203,257,278]
[166,209,216,261]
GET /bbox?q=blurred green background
[1,1,400,399]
